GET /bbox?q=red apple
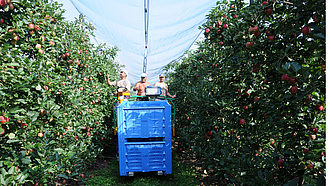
[0,0,7,7]
[68,75,72,79]
[38,49,44,54]
[34,25,41,31]
[233,15,238,19]
[83,77,87,81]
[249,27,254,32]
[205,28,210,33]
[321,152,325,157]
[101,137,104,140]
[289,78,295,84]
[80,87,83,91]
[0,127,4,135]
[266,8,273,15]
[81,174,85,179]
[253,26,259,32]
[243,106,248,110]
[291,86,298,93]
[0,116,6,124]
[8,3,13,10]
[230,5,234,8]
[254,31,260,37]
[39,109,46,117]
[281,74,290,81]
[0,18,3,24]
[270,138,275,145]
[262,1,268,5]
[208,131,213,136]
[315,104,323,111]
[254,97,260,102]
[223,24,228,29]
[239,119,245,125]
[86,132,91,137]
[13,35,19,41]
[303,149,310,154]
[278,159,284,166]
[302,27,311,36]
[267,35,274,41]
[38,132,43,137]
[310,127,318,134]
[49,41,55,45]
[309,134,317,140]
[219,41,223,46]
[28,23,34,29]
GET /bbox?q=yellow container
[118,92,130,103]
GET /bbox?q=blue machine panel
[117,100,172,176]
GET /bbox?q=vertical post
[143,0,149,73]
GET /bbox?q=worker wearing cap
[154,74,176,98]
[133,73,151,101]
[106,70,131,95]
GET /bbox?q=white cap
[141,73,147,77]
[121,70,128,76]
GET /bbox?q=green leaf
[6,139,20,143]
[290,62,301,73]
[8,106,25,114]
[6,63,19,66]
[284,177,299,186]
[0,174,5,185]
[58,173,69,179]
[21,156,31,164]
[54,148,64,153]
[8,166,14,175]
[257,170,264,180]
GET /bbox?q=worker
[154,73,176,98]
[133,73,151,101]
[106,70,131,95]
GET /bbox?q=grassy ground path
[83,156,200,186]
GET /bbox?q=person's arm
[106,75,113,86]
[165,84,176,98]
[154,82,158,86]
[133,82,139,91]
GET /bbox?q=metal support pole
[143,0,149,73]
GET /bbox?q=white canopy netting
[56,0,219,84]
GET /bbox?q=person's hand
[106,74,109,79]
[171,95,176,98]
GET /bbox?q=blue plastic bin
[117,100,172,176]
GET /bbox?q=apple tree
[167,0,325,185]
[0,0,120,184]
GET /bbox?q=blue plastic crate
[117,100,172,141]
[117,100,172,176]
[118,141,172,176]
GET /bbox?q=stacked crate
[117,100,172,176]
